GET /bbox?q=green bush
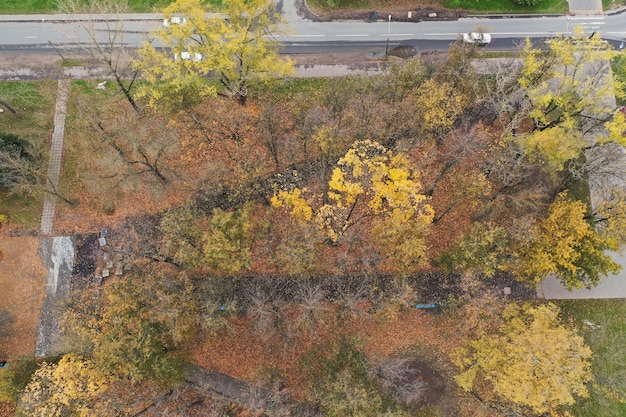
[302,337,409,417]
[0,132,43,191]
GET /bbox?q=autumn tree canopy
[272,140,434,272]
[18,354,109,417]
[135,0,294,108]
[456,303,593,415]
[516,28,626,171]
[515,192,621,289]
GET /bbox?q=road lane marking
[378,33,414,37]
[25,36,38,39]
[424,32,557,36]
[291,34,325,37]
[335,34,369,37]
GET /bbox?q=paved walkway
[568,0,603,15]
[35,236,74,357]
[40,79,69,235]
[538,57,626,299]
[539,250,626,298]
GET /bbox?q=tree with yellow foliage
[515,192,620,289]
[593,187,626,247]
[18,354,109,417]
[272,140,433,271]
[414,78,466,138]
[202,204,257,274]
[135,0,294,108]
[517,28,626,171]
[456,303,593,416]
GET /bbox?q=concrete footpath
[538,56,626,299]
[539,250,626,298]
[36,236,74,357]
[40,79,70,235]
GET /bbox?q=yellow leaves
[202,204,255,273]
[328,169,362,207]
[134,42,217,112]
[601,108,626,146]
[518,26,623,161]
[594,187,626,246]
[19,354,108,417]
[319,140,432,243]
[136,0,294,107]
[517,126,585,171]
[271,188,313,222]
[415,78,465,136]
[313,125,339,158]
[517,192,621,289]
[456,303,593,415]
[271,139,433,272]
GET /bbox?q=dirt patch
[0,236,47,360]
[400,360,446,408]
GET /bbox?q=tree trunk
[0,100,18,116]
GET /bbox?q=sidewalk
[538,58,626,299]
[0,13,161,22]
[567,0,603,15]
[35,236,74,357]
[40,79,70,235]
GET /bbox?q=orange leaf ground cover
[193,305,460,400]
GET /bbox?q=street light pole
[385,15,391,57]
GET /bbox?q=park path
[35,79,75,357]
[538,54,626,299]
[40,79,70,235]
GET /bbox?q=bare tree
[56,0,141,113]
[294,280,328,335]
[373,356,426,407]
[246,283,285,339]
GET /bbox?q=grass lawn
[0,0,170,14]
[0,0,225,13]
[0,0,54,14]
[557,299,626,417]
[445,0,568,13]
[0,81,55,229]
[0,193,41,228]
[0,0,571,14]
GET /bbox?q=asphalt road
[0,5,624,54]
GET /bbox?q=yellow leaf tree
[202,204,257,274]
[593,187,626,247]
[135,0,294,108]
[517,28,626,170]
[414,78,466,138]
[456,303,593,416]
[273,140,433,271]
[516,192,621,289]
[18,354,109,417]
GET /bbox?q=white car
[163,16,187,27]
[462,32,491,46]
[174,52,203,62]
